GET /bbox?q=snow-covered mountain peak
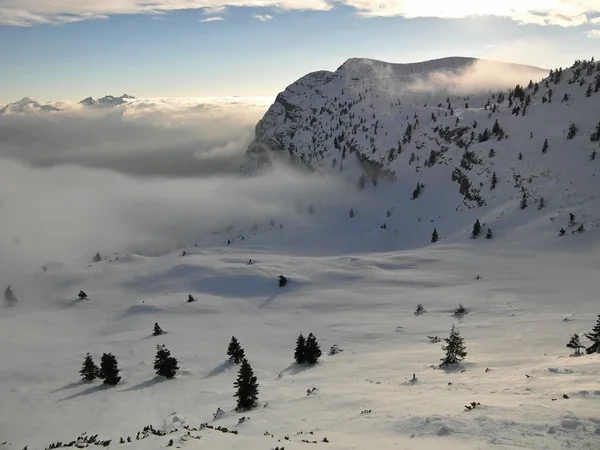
[79,93,136,108]
[0,96,61,114]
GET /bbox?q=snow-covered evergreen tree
[585,315,600,354]
[440,325,468,366]
[566,334,584,356]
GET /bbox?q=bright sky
[1,1,599,103]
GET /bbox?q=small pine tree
[304,333,322,365]
[440,325,468,366]
[566,334,584,356]
[520,192,528,209]
[431,228,439,243]
[542,138,548,154]
[538,197,545,210]
[471,220,482,239]
[490,172,497,190]
[559,228,566,236]
[592,150,597,161]
[415,304,425,315]
[585,315,600,354]
[154,345,179,379]
[412,183,422,200]
[78,290,88,300]
[227,337,246,364]
[100,353,121,386]
[485,228,493,239]
[518,152,523,161]
[569,213,576,226]
[79,353,100,381]
[278,275,288,287]
[567,122,578,139]
[93,252,102,262]
[294,333,306,364]
[349,208,355,218]
[488,148,495,158]
[4,285,17,307]
[233,359,259,411]
[153,322,163,336]
[454,304,467,317]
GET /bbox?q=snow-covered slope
[0,97,61,114]
[241,56,600,244]
[2,57,600,450]
[79,94,136,108]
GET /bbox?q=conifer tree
[538,197,545,210]
[349,208,355,218]
[431,228,439,243]
[440,325,467,366]
[471,220,482,239]
[278,275,288,287]
[100,353,121,386]
[518,152,523,160]
[78,290,88,300]
[585,315,600,354]
[485,228,493,239]
[490,172,498,190]
[234,359,259,411]
[304,333,322,365]
[567,122,578,139]
[592,150,597,161]
[566,334,584,356]
[520,192,528,209]
[79,353,100,381]
[412,183,422,200]
[415,304,425,315]
[227,336,246,364]
[294,333,306,364]
[4,285,17,307]
[154,345,179,379]
[542,139,548,154]
[93,252,102,262]
[153,322,164,336]
[488,148,495,158]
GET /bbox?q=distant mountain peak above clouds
[79,94,136,108]
[0,97,61,115]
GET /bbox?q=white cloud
[586,29,600,37]
[2,1,599,27]
[254,14,274,21]
[200,16,224,22]
[483,44,496,48]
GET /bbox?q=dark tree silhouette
[233,359,259,411]
[491,172,498,190]
[154,345,179,379]
[153,322,164,336]
[227,336,246,364]
[304,333,322,365]
[431,228,439,243]
[79,353,100,381]
[585,315,600,354]
[485,228,493,239]
[471,220,482,239]
[294,333,306,364]
[93,252,102,262]
[78,290,88,300]
[566,334,584,356]
[100,353,121,386]
[278,275,288,287]
[4,285,17,307]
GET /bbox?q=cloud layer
[1,0,599,27]
[0,97,271,177]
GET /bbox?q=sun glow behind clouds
[1,0,599,26]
